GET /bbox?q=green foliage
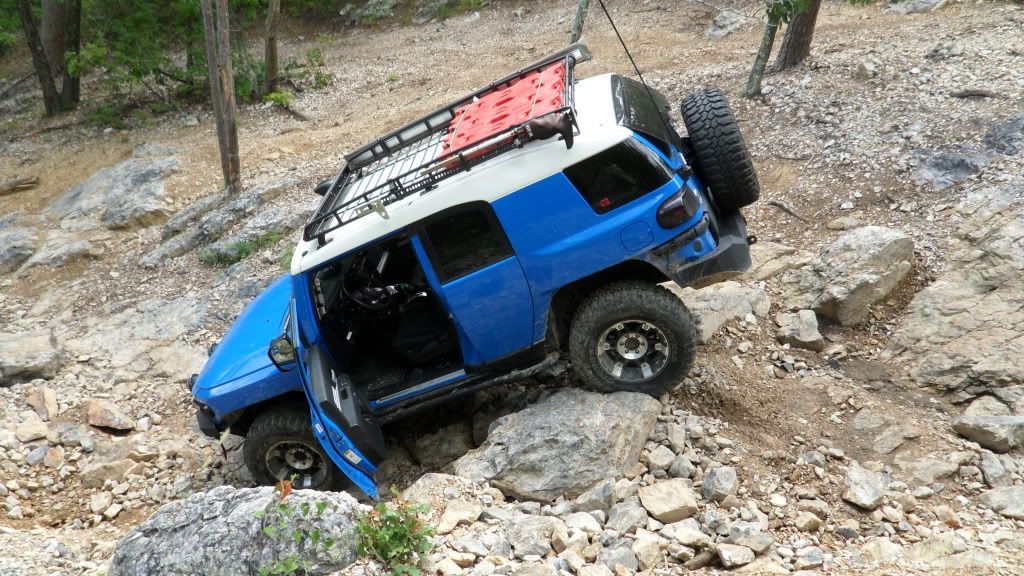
[766,0,814,22]
[355,489,434,576]
[264,90,292,108]
[255,480,339,576]
[200,231,285,266]
[305,47,324,67]
[436,0,484,20]
[278,244,294,271]
[85,102,128,129]
[385,71,399,83]
[234,48,268,103]
[313,70,333,89]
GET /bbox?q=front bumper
[652,209,752,289]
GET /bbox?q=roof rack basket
[303,44,592,243]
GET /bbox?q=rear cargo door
[417,202,534,366]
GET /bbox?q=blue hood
[195,275,293,391]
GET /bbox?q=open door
[417,203,535,366]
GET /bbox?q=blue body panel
[193,275,303,420]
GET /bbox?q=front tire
[243,404,348,491]
[569,281,697,397]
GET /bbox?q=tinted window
[425,207,512,281]
[564,139,673,214]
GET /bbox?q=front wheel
[243,404,348,491]
[569,281,697,397]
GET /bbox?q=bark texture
[770,0,823,73]
[200,0,241,194]
[744,16,780,97]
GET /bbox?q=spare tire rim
[596,319,669,382]
[266,440,328,488]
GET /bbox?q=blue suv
[189,45,759,498]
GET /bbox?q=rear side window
[564,139,673,214]
[424,205,513,282]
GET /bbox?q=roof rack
[304,44,592,243]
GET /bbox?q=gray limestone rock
[951,415,1024,453]
[0,330,63,386]
[701,466,738,503]
[0,227,39,273]
[668,281,770,342]
[980,486,1024,519]
[842,467,884,510]
[452,389,660,501]
[109,486,365,576]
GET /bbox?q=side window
[564,139,673,214]
[424,205,513,282]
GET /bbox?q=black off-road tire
[681,88,760,213]
[569,281,697,397]
[243,404,349,491]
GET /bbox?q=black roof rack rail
[303,44,592,244]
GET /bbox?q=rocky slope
[1,0,1023,574]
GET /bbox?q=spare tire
[680,88,760,213]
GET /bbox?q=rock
[42,445,64,468]
[452,389,661,501]
[578,565,613,576]
[826,217,861,231]
[980,486,1024,519]
[401,473,473,507]
[87,399,136,431]
[505,515,565,557]
[705,10,744,38]
[891,0,944,13]
[794,512,822,532]
[741,241,813,281]
[861,537,902,563]
[668,456,695,479]
[49,145,179,230]
[0,227,39,273]
[15,230,103,275]
[775,310,824,352]
[727,522,774,554]
[893,185,1023,395]
[15,412,48,443]
[109,486,365,576]
[701,466,738,503]
[852,408,887,430]
[91,491,114,514]
[607,500,649,534]
[781,227,913,325]
[913,148,990,191]
[199,202,314,263]
[80,459,134,488]
[951,415,1024,453]
[0,330,63,386]
[669,282,770,342]
[907,534,965,563]
[575,479,615,513]
[929,550,996,573]
[408,420,474,470]
[902,456,959,485]
[873,425,918,454]
[979,452,1010,487]
[645,445,675,471]
[854,60,879,80]
[669,522,711,549]
[982,113,1024,155]
[794,547,823,570]
[599,541,638,572]
[25,386,58,421]
[843,467,884,510]
[964,395,1012,417]
[437,500,483,535]
[638,480,698,523]
[564,511,602,535]
[631,535,662,571]
[437,558,464,576]
[717,544,754,568]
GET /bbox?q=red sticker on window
[599,197,611,208]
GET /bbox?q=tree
[265,0,280,92]
[770,0,822,73]
[569,0,590,43]
[742,0,811,97]
[201,0,241,194]
[15,0,81,115]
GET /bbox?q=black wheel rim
[595,319,670,383]
[265,440,328,488]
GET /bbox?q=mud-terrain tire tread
[243,403,348,491]
[569,281,697,397]
[681,88,760,212]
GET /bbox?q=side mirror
[314,178,332,197]
[268,335,297,372]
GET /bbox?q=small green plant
[315,32,332,44]
[306,47,324,67]
[355,488,434,576]
[265,91,293,109]
[255,479,338,576]
[85,102,129,130]
[278,244,294,271]
[313,70,333,90]
[199,231,285,267]
[385,71,399,83]
[436,0,485,20]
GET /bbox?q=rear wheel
[681,87,760,213]
[569,281,697,397]
[243,404,348,491]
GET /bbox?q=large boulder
[49,143,180,230]
[200,201,314,263]
[781,226,914,325]
[951,415,1024,453]
[0,227,39,274]
[0,330,63,386]
[668,281,770,342]
[980,486,1024,520]
[109,486,366,576]
[15,231,102,275]
[892,184,1023,396]
[452,389,661,501]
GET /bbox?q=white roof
[292,73,630,274]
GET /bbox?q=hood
[194,275,293,391]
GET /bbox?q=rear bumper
[655,210,752,289]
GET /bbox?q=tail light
[656,187,701,228]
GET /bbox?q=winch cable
[596,0,676,143]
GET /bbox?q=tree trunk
[265,0,280,92]
[15,0,63,115]
[770,0,822,73]
[61,0,81,108]
[201,0,241,194]
[743,15,780,98]
[41,0,66,79]
[570,0,590,44]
